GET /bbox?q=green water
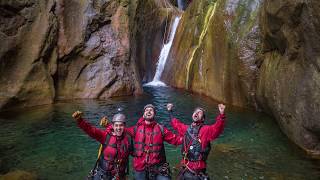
[0,86,319,179]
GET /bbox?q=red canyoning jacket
[77,119,132,176]
[126,117,183,171]
[171,114,225,172]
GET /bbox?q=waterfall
[144,17,181,87]
[177,0,185,10]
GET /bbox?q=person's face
[192,108,204,122]
[113,122,125,136]
[143,107,155,121]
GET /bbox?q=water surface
[0,86,319,179]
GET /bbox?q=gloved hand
[167,103,173,111]
[72,110,83,121]
[99,116,109,127]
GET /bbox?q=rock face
[0,0,58,110]
[162,0,262,107]
[0,0,144,110]
[0,0,179,109]
[162,0,320,156]
[55,0,142,99]
[257,0,320,156]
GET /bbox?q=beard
[192,114,203,122]
[143,114,154,121]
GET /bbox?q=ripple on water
[0,86,319,179]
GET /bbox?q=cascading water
[144,17,181,87]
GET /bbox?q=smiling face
[192,108,204,122]
[112,122,125,136]
[143,107,155,121]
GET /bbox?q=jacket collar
[138,117,157,127]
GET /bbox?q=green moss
[224,0,261,45]
[207,0,218,5]
[185,2,219,89]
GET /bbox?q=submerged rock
[212,143,241,153]
[0,170,37,180]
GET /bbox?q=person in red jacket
[72,111,132,180]
[166,103,226,180]
[125,104,183,180]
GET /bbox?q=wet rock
[254,159,266,166]
[0,0,143,110]
[257,0,320,157]
[55,0,142,99]
[55,0,90,58]
[162,0,320,157]
[0,0,58,110]
[0,170,37,180]
[213,143,241,153]
[162,0,262,107]
[265,172,304,180]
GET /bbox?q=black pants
[88,167,125,180]
[134,170,170,180]
[177,168,210,180]
[134,163,171,180]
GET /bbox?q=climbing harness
[87,133,111,180]
[133,122,171,179]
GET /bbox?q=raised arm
[72,111,107,144]
[167,103,188,136]
[163,126,183,146]
[171,118,188,136]
[202,104,226,141]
